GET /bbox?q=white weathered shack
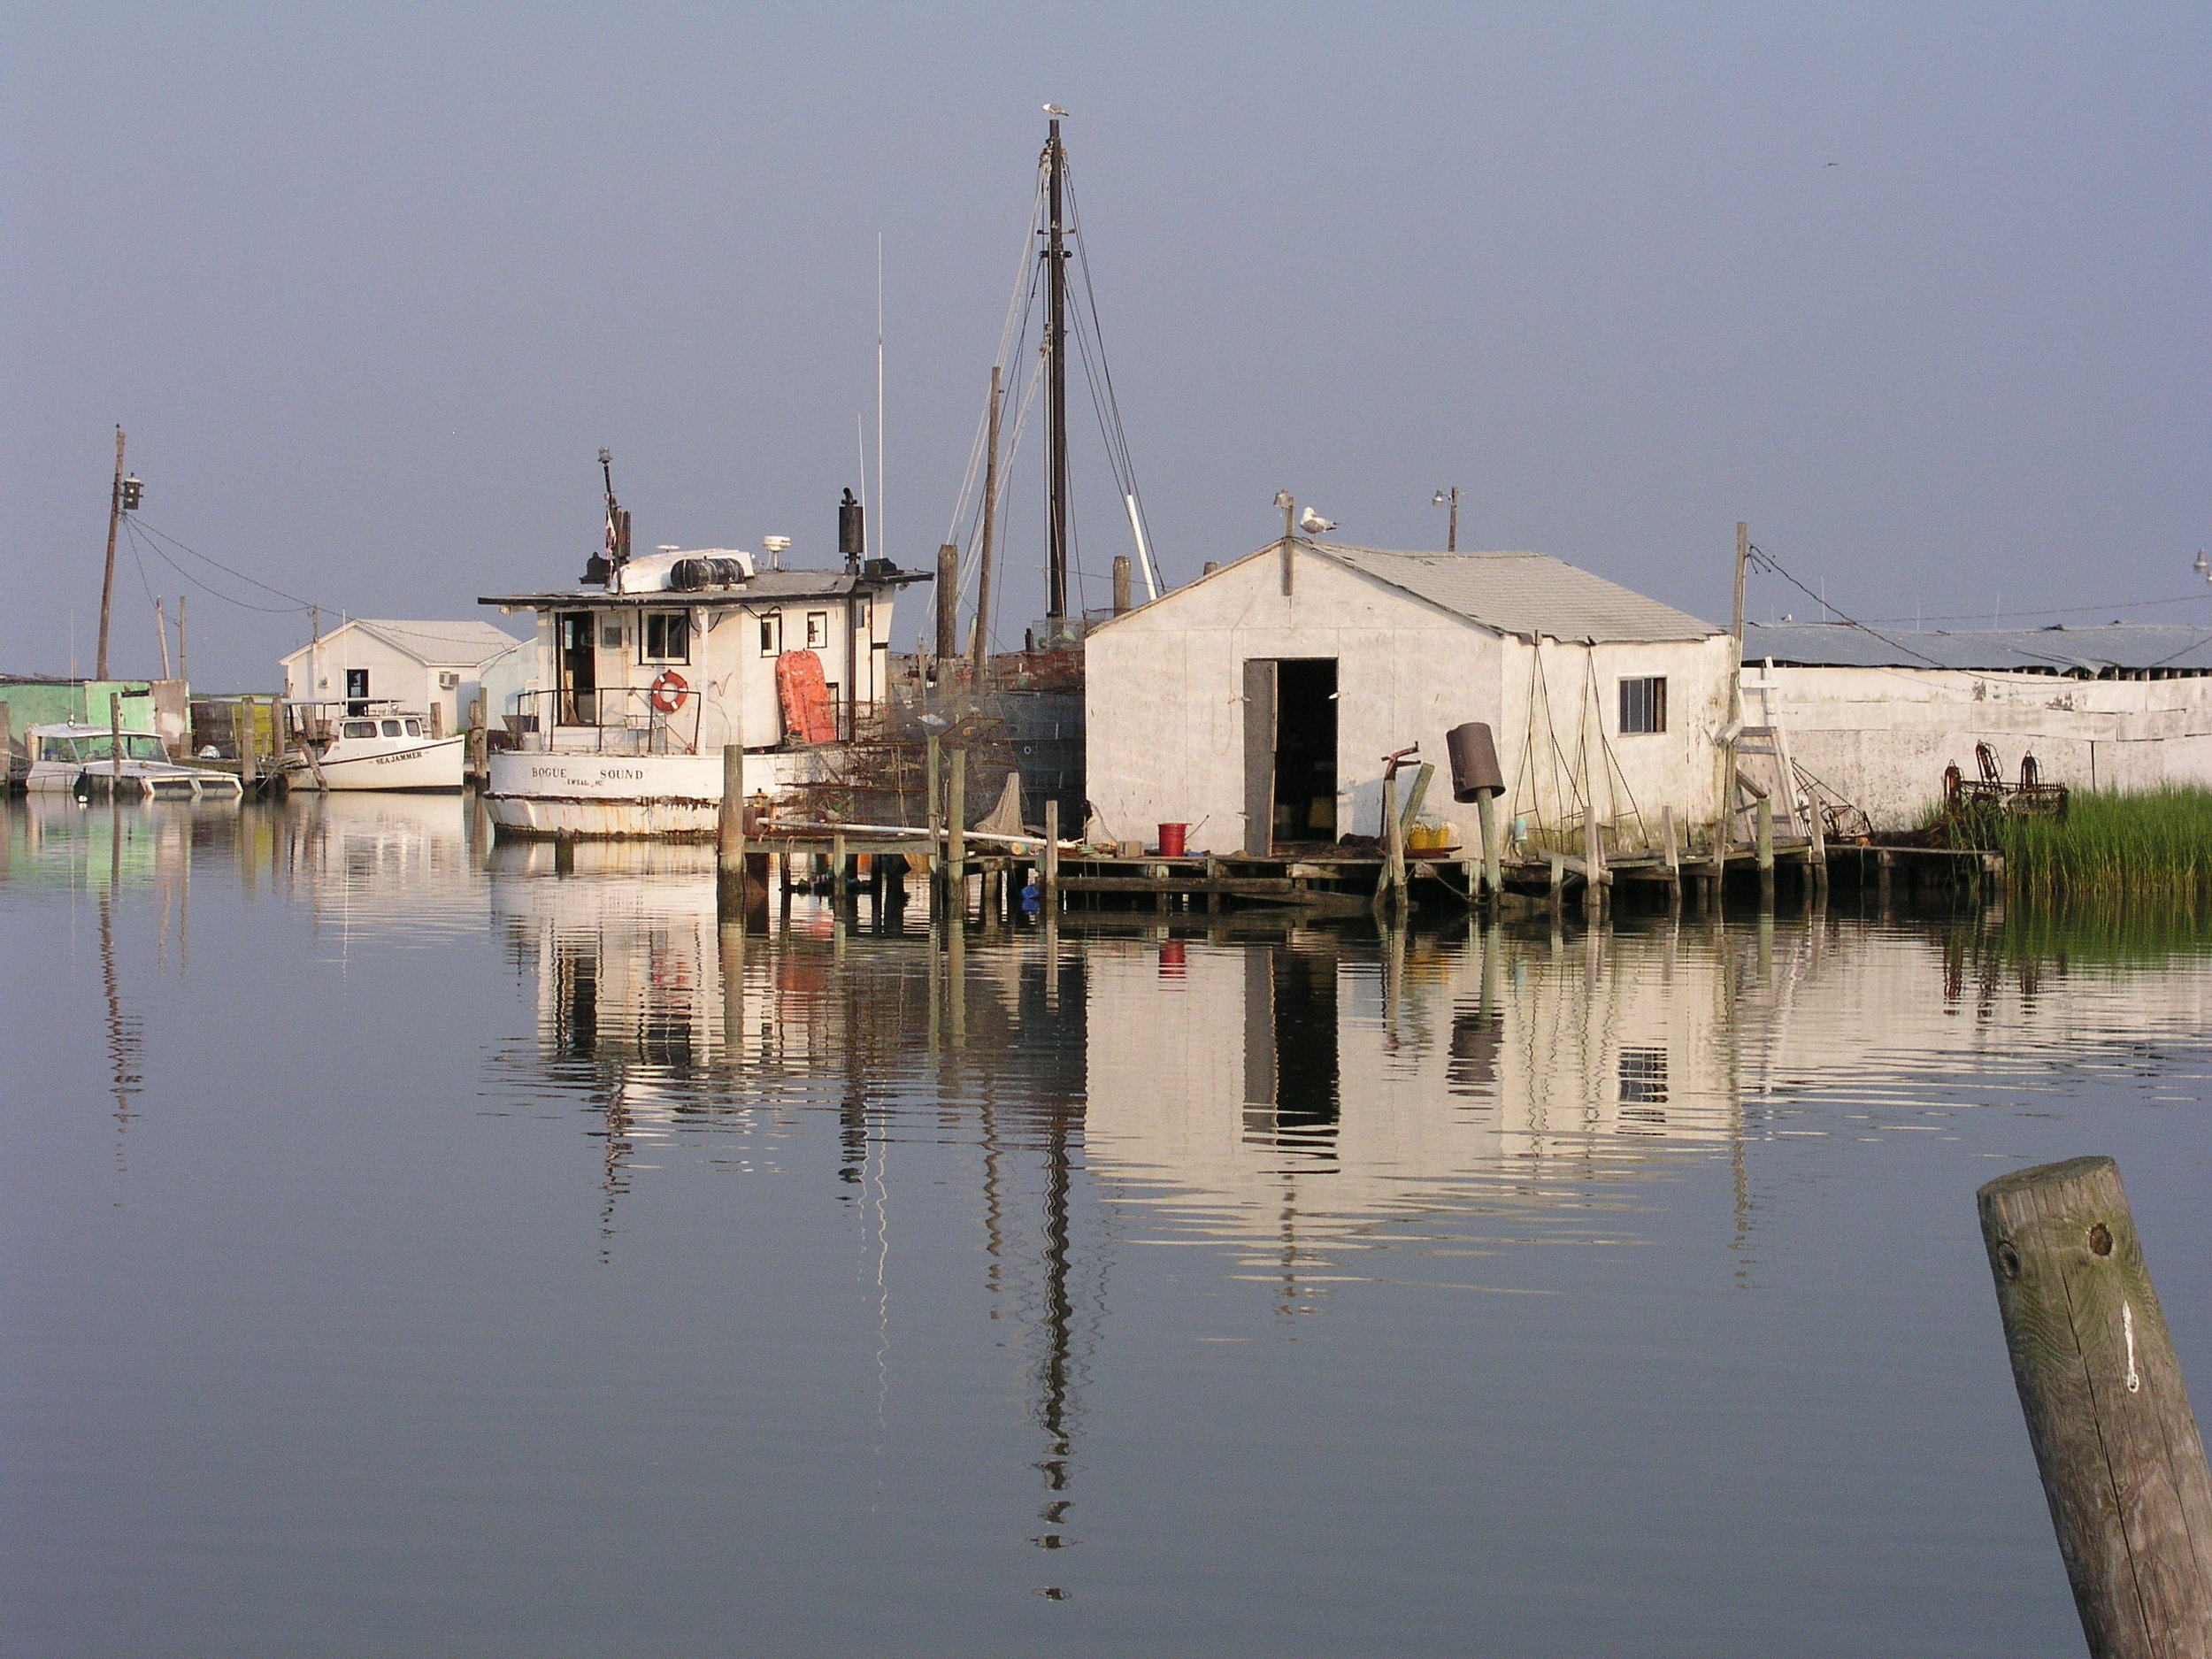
[1085,538,1736,856]
[1742,622,2212,828]
[281,618,527,736]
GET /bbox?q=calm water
[7,794,2212,1658]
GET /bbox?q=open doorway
[557,611,597,725]
[1242,657,1338,854]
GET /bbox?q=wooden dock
[721,826,2001,922]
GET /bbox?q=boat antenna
[1043,114,1070,626]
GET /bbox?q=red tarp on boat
[776,649,838,746]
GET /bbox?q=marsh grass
[1967,786,2212,905]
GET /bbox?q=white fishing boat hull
[292,735,466,793]
[483,751,724,838]
[482,748,830,839]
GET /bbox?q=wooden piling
[718,745,747,909]
[1380,773,1408,917]
[1474,789,1501,903]
[945,750,966,917]
[1043,798,1060,910]
[110,692,124,795]
[1755,796,1775,906]
[1978,1156,2212,1658]
[1583,809,1607,919]
[234,700,256,788]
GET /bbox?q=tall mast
[96,427,124,680]
[1043,119,1070,625]
[971,364,1002,677]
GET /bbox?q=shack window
[853,596,871,633]
[599,621,625,649]
[642,611,689,664]
[805,611,830,650]
[1619,676,1667,734]
[759,613,782,657]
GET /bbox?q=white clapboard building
[1084,538,1738,856]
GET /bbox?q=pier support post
[718,745,748,911]
[1379,773,1409,919]
[832,832,848,908]
[945,751,966,920]
[1979,1157,2212,1659]
[234,700,256,790]
[1755,797,1775,908]
[1474,789,1502,905]
[1583,810,1608,921]
[1043,798,1061,911]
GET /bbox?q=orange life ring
[649,670,689,714]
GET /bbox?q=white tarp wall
[1750,664,2212,829]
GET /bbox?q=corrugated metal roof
[1741,621,2212,673]
[1311,542,1723,643]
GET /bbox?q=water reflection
[14,793,2212,1642]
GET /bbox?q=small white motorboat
[23,722,245,800]
[287,703,465,793]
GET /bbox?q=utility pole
[1043,118,1071,626]
[971,364,1002,679]
[96,427,125,680]
[1434,486,1459,551]
[1730,519,1750,726]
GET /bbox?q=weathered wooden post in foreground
[1978,1156,2212,1658]
[1042,798,1061,911]
[717,744,747,910]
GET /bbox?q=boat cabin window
[39,736,81,761]
[403,719,423,736]
[642,611,689,664]
[342,720,378,739]
[805,611,830,650]
[380,719,404,737]
[758,613,781,657]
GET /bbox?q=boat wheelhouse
[479,544,925,839]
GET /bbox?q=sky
[7,3,2208,687]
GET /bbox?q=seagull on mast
[1043,104,1070,117]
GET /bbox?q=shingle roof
[1742,621,2212,673]
[280,618,524,666]
[1310,542,1723,643]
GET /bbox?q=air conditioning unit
[438,672,461,690]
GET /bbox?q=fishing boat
[476,459,924,839]
[285,702,466,793]
[23,722,244,800]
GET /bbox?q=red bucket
[1157,822,1187,857]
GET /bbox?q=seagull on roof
[1043,104,1070,117]
[1299,508,1336,535]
